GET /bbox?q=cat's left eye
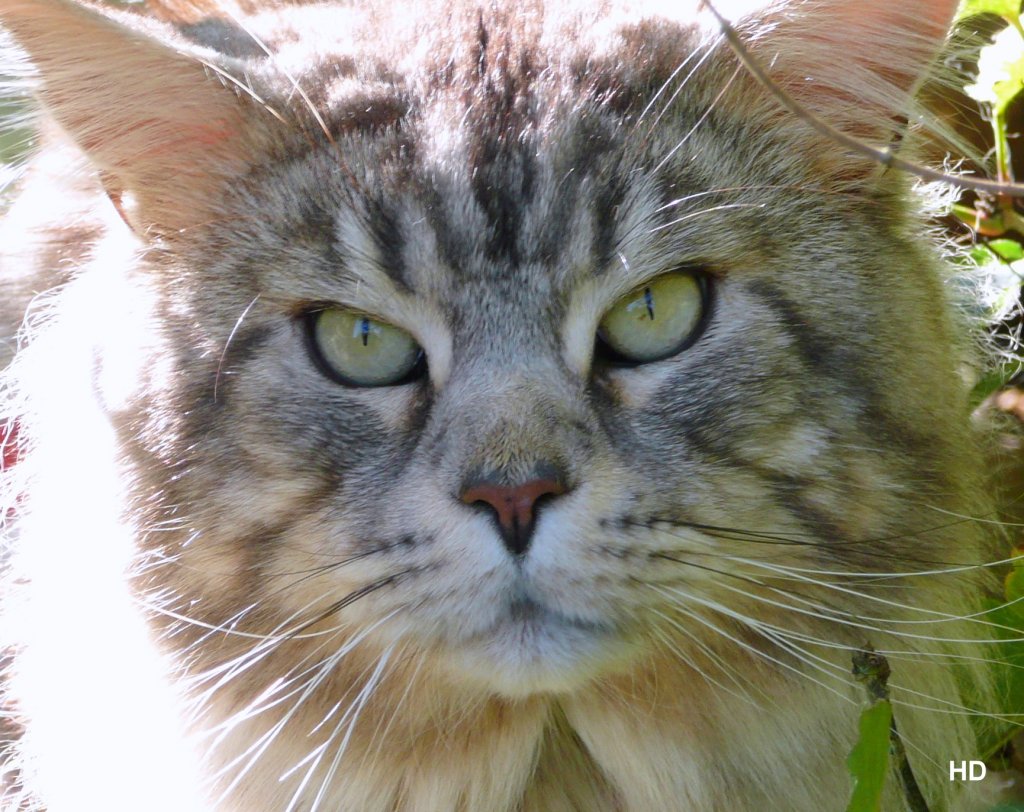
[307,308,425,387]
[596,272,707,364]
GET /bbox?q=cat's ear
[144,0,241,25]
[0,0,263,235]
[744,0,961,143]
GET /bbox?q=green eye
[309,308,424,387]
[597,272,706,363]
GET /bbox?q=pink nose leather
[460,478,567,555]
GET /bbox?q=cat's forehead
[319,105,678,312]
[230,3,718,300]
[229,0,718,118]
[214,0,727,64]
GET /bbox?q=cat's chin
[440,599,630,697]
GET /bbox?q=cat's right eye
[596,272,707,364]
[307,308,425,387]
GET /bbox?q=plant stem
[852,648,931,812]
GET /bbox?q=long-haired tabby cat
[0,0,1008,809]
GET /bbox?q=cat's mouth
[442,594,623,696]
[461,594,613,645]
[504,596,609,632]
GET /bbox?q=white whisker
[650,609,768,707]
[648,584,857,705]
[214,295,260,403]
[649,202,766,232]
[211,610,399,805]
[219,8,335,145]
[636,36,721,130]
[305,644,394,812]
[652,66,740,174]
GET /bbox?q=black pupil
[644,287,655,320]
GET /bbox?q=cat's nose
[460,470,568,556]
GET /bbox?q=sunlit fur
[0,0,1010,810]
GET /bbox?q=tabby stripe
[206,324,275,404]
[240,482,342,582]
[750,280,955,494]
[744,278,900,438]
[753,468,854,552]
[743,279,840,378]
[363,196,411,292]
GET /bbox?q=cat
[0,0,1008,809]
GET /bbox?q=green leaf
[845,700,892,812]
[957,0,1022,21]
[952,203,1007,235]
[1006,551,1024,607]
[969,362,1023,408]
[989,238,1024,262]
[966,19,1024,115]
[976,560,1024,759]
[967,243,1001,266]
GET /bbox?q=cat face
[71,0,978,701]
[1,1,996,808]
